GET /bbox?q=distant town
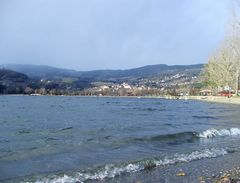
[81,74,200,96]
[0,64,202,96]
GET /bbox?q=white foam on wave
[77,163,143,181]
[198,128,240,138]
[34,175,80,183]
[155,148,227,166]
[31,148,227,183]
[32,164,143,183]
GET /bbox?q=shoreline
[1,94,240,105]
[202,166,240,183]
[186,96,240,105]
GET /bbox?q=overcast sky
[0,0,231,70]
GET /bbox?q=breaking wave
[79,128,240,147]
[126,128,240,144]
[198,128,240,138]
[31,148,227,183]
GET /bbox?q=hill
[79,64,203,82]
[1,64,204,82]
[0,69,29,94]
[0,64,80,78]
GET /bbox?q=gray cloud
[0,0,231,70]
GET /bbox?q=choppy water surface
[1,96,240,182]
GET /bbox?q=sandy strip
[184,96,240,105]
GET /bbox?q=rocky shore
[205,167,240,183]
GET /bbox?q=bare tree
[204,4,240,94]
[229,0,240,93]
[204,46,236,91]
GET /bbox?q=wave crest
[32,148,227,183]
[129,128,240,143]
[198,128,240,138]
[155,148,227,166]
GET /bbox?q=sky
[0,0,232,71]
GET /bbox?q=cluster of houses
[81,74,201,96]
[82,82,155,96]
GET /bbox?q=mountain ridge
[1,63,204,81]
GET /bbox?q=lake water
[1,96,240,183]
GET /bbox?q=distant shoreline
[1,94,240,105]
[186,96,240,105]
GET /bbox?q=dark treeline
[0,69,91,95]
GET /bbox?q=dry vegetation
[204,2,240,94]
